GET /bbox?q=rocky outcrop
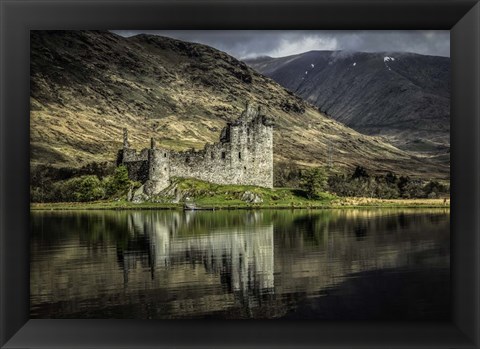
[240,191,263,204]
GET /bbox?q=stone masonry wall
[120,103,274,195]
[120,147,149,182]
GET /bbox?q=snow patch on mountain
[384,56,396,71]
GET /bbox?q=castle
[117,103,274,195]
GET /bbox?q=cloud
[111,30,450,59]
[267,36,338,59]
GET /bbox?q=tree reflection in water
[30,209,450,319]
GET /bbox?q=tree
[374,180,399,199]
[397,176,424,198]
[423,180,449,198]
[61,175,105,202]
[352,166,369,179]
[301,167,328,199]
[385,171,398,185]
[104,165,131,197]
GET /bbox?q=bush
[398,176,424,198]
[423,181,449,198]
[327,168,447,199]
[352,166,369,179]
[59,175,105,202]
[373,179,399,199]
[104,165,131,197]
[300,167,328,199]
[30,163,137,202]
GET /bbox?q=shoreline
[30,198,450,211]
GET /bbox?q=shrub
[423,181,449,198]
[104,165,131,197]
[301,167,328,199]
[352,166,369,179]
[373,179,399,199]
[327,169,438,199]
[398,176,424,198]
[60,175,105,202]
[30,164,135,203]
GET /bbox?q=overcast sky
[112,30,450,59]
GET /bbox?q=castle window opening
[221,152,226,159]
[164,153,167,157]
[238,152,242,159]
[211,152,214,160]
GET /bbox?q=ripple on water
[30,208,450,319]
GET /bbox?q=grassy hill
[31,31,449,179]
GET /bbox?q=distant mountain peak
[246,50,450,164]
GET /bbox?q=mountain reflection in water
[30,209,450,319]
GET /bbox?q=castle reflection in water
[120,211,275,296]
[30,209,450,319]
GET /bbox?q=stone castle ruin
[117,103,274,196]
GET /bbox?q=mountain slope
[245,51,450,155]
[30,31,448,179]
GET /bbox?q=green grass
[30,177,449,211]
[170,177,337,209]
[30,200,178,211]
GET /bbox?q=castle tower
[144,148,171,195]
[251,111,274,188]
[228,102,274,188]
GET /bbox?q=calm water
[30,209,450,319]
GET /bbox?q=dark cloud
[111,30,450,59]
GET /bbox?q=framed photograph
[1,0,479,348]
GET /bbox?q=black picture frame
[1,0,479,348]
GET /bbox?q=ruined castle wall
[167,142,235,186]
[122,148,148,162]
[167,116,273,188]
[124,160,149,182]
[120,104,274,194]
[122,148,150,183]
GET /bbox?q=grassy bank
[331,197,449,208]
[30,199,450,211]
[31,178,450,211]
[30,200,179,211]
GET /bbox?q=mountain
[30,31,449,179]
[245,51,450,156]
